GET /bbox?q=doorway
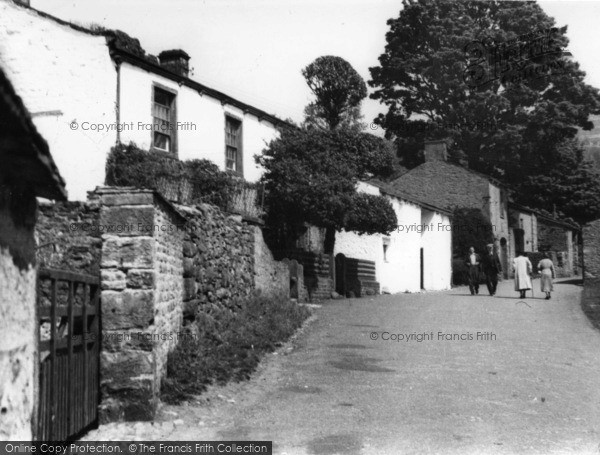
[420,248,424,290]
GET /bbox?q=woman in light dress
[537,253,556,300]
[513,251,532,299]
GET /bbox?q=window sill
[150,147,178,159]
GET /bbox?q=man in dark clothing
[481,243,502,296]
[465,246,481,295]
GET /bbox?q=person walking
[465,246,482,295]
[513,251,533,299]
[481,243,502,296]
[537,253,556,300]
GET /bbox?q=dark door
[420,248,424,290]
[335,253,346,295]
[514,229,525,253]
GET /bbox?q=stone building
[334,181,453,293]
[110,41,289,183]
[389,140,581,279]
[0,0,116,201]
[509,202,580,277]
[0,67,66,440]
[389,140,511,276]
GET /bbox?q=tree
[369,0,600,220]
[451,207,495,285]
[517,139,600,224]
[302,56,368,130]
[257,127,397,252]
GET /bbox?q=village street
[85,278,600,454]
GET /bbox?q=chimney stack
[423,139,448,162]
[158,49,190,78]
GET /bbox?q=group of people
[465,245,556,299]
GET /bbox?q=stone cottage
[0,0,291,201]
[509,202,580,277]
[0,66,67,440]
[389,140,511,276]
[334,181,453,293]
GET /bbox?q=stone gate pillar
[95,187,185,422]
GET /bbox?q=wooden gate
[37,268,100,441]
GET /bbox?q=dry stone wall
[584,219,600,282]
[253,225,290,300]
[36,199,102,274]
[0,186,38,440]
[177,204,292,320]
[29,188,292,425]
[178,204,255,319]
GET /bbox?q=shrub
[105,143,239,210]
[452,207,495,257]
[161,294,310,404]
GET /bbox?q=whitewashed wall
[0,2,116,201]
[420,210,452,290]
[380,198,423,293]
[334,182,452,294]
[118,62,279,182]
[488,183,510,244]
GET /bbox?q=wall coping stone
[93,186,187,225]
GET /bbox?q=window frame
[150,83,178,155]
[224,113,243,177]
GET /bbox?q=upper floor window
[225,115,243,175]
[152,86,176,153]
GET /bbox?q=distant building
[389,140,580,279]
[388,140,511,277]
[509,202,580,277]
[0,66,66,440]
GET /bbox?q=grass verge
[161,294,311,404]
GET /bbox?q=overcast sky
[32,0,600,129]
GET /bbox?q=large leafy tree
[518,139,600,223]
[369,0,600,223]
[257,128,397,252]
[302,56,368,130]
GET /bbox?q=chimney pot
[158,49,190,78]
[423,139,448,162]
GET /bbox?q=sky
[31,0,600,130]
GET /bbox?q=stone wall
[35,199,102,274]
[26,188,292,425]
[0,185,37,440]
[538,220,570,252]
[97,188,184,422]
[284,259,308,302]
[538,220,575,277]
[178,203,292,320]
[253,225,290,300]
[178,204,255,319]
[583,219,600,282]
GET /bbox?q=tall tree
[257,128,397,252]
[302,56,368,130]
[369,0,600,222]
[517,139,600,224]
